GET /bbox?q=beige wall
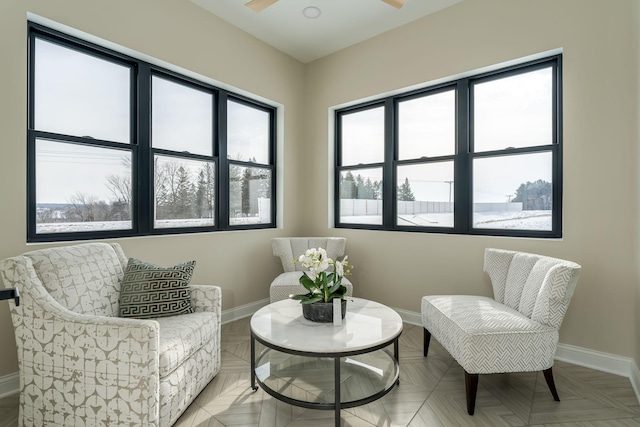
[634,0,640,367]
[0,0,638,379]
[304,0,639,358]
[0,0,305,376]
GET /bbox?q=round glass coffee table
[250,297,403,426]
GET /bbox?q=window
[27,23,276,242]
[335,55,561,238]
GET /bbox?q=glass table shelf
[254,346,399,409]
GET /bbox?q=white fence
[340,199,523,216]
[473,202,523,212]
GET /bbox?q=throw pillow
[119,258,196,319]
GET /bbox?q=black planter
[302,299,347,323]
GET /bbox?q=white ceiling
[191,0,463,63]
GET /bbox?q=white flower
[292,247,354,304]
[299,248,332,274]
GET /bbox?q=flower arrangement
[289,247,353,304]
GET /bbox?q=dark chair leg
[423,328,432,357]
[543,367,560,401]
[465,371,478,415]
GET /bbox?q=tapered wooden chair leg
[423,328,432,357]
[543,367,560,401]
[465,371,478,415]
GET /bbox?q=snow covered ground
[36,216,265,234]
[36,210,551,234]
[342,210,552,231]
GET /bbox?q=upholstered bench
[422,248,581,415]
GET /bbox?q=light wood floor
[1,317,639,426]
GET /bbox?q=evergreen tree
[195,163,215,218]
[173,166,195,218]
[355,174,365,199]
[372,180,382,200]
[340,171,357,198]
[241,167,252,215]
[397,177,415,201]
[512,179,552,210]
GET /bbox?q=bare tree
[66,192,100,222]
[36,208,52,224]
[106,175,131,206]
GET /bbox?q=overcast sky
[35,38,269,204]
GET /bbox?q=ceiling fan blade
[245,0,279,13]
[381,0,408,8]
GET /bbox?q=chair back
[9,242,128,317]
[484,248,581,329]
[272,237,347,272]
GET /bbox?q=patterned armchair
[0,242,221,427]
[422,248,581,415]
[269,237,354,303]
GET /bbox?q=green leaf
[328,283,346,296]
[299,273,317,292]
[289,294,311,301]
[301,296,322,304]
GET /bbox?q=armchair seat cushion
[157,311,217,377]
[422,295,558,374]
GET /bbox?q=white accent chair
[270,237,353,303]
[422,248,581,415]
[0,242,221,427]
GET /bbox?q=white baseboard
[1,302,638,404]
[221,298,269,324]
[555,342,632,378]
[0,372,18,398]
[394,306,422,326]
[630,360,640,401]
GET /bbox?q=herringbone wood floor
[1,317,639,426]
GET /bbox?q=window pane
[227,100,270,163]
[338,168,383,225]
[398,90,455,160]
[35,139,132,233]
[474,67,553,152]
[154,155,215,228]
[341,107,384,166]
[152,76,213,156]
[229,165,272,225]
[34,38,131,143]
[397,162,454,228]
[473,152,552,231]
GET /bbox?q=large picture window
[27,23,276,242]
[335,55,561,238]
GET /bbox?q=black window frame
[27,22,277,243]
[335,55,562,238]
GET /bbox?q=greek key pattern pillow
[119,258,195,319]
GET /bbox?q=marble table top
[250,297,403,353]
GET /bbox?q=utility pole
[445,180,453,204]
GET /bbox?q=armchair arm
[190,284,222,314]
[190,284,222,376]
[0,256,162,426]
